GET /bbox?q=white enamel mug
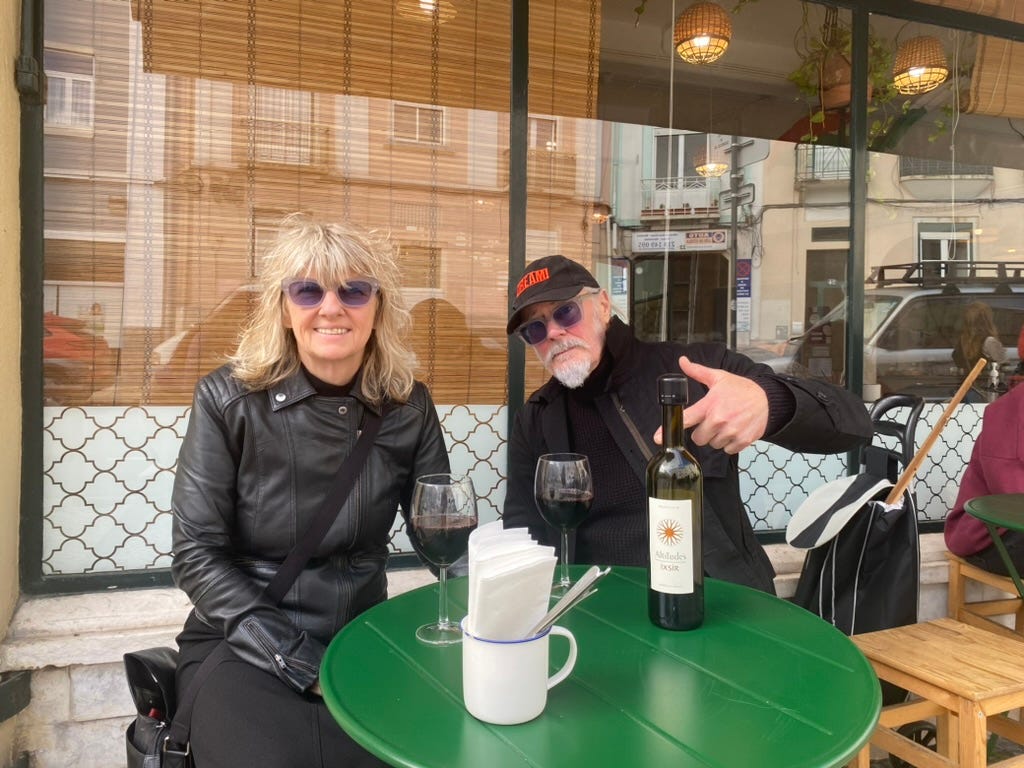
[460,618,578,725]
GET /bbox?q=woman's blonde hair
[959,301,1000,368]
[230,213,415,403]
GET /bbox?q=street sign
[724,137,770,168]
[631,229,729,253]
[735,257,752,332]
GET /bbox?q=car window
[876,296,962,352]
[863,295,902,339]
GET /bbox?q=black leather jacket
[171,365,449,692]
[504,317,874,593]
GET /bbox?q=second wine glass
[410,473,478,645]
[534,453,593,599]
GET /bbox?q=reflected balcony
[640,175,722,219]
[899,156,994,200]
[795,144,851,185]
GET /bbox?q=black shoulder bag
[124,410,384,768]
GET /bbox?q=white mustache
[543,339,588,367]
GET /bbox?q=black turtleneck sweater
[565,351,649,565]
[304,367,354,398]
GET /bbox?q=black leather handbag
[124,647,189,768]
[123,410,383,767]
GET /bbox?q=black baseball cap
[506,255,600,334]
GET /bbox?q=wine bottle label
[648,498,695,594]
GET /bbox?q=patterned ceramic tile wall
[41,401,982,575]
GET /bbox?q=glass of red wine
[534,453,593,599]
[410,473,478,645]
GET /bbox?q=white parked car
[755,262,1024,400]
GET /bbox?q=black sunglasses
[515,293,595,345]
[281,278,380,309]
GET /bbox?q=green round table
[965,493,1024,598]
[320,565,880,768]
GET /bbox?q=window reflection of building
[255,86,315,165]
[393,102,445,145]
[43,48,95,131]
[528,116,557,150]
[918,222,975,277]
[28,0,1024,587]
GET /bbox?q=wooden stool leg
[847,745,871,768]
[949,558,966,621]
[959,700,987,768]
[937,710,954,758]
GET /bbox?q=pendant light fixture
[695,87,728,178]
[892,35,949,95]
[673,2,732,65]
[695,137,728,178]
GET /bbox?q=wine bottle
[646,373,704,630]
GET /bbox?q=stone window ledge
[1,535,948,674]
[0,569,435,674]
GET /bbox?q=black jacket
[503,318,874,593]
[171,365,449,692]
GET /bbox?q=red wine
[536,490,593,529]
[647,374,704,631]
[413,515,476,566]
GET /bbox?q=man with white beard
[502,255,873,593]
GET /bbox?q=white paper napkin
[465,523,556,640]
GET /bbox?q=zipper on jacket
[241,617,318,677]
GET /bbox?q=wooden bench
[850,618,1024,768]
[947,552,1024,641]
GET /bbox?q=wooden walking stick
[884,357,988,506]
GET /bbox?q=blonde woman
[953,300,1005,374]
[171,214,449,767]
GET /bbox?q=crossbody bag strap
[263,408,383,603]
[164,406,386,754]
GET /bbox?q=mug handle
[546,625,578,690]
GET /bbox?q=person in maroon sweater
[945,383,1024,575]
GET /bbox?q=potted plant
[784,4,920,148]
[787,6,895,111]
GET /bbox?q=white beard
[553,358,594,389]
[544,339,594,389]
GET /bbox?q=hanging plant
[785,4,916,148]
[634,0,647,26]
[787,7,896,110]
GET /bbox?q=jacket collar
[604,316,641,391]
[266,366,381,415]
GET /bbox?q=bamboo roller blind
[917,0,1024,118]
[130,0,601,120]
[49,0,603,407]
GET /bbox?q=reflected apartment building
[43,0,1024,413]
[36,0,1024,582]
[43,0,610,410]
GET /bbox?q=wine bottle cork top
[657,373,688,405]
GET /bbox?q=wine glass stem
[437,565,450,629]
[559,529,571,588]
